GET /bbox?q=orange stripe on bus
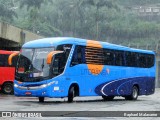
[46,51,63,64]
[8,52,19,65]
[86,40,104,75]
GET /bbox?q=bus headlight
[40,81,55,88]
[13,81,56,90]
[14,84,18,88]
[41,84,47,88]
[48,81,55,86]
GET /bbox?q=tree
[19,0,52,10]
[0,0,17,23]
[17,0,54,36]
[83,0,119,40]
[11,0,160,46]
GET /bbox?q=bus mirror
[46,51,63,64]
[8,52,20,65]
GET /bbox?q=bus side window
[138,54,147,68]
[52,53,65,76]
[0,54,9,67]
[0,54,3,66]
[103,49,114,65]
[56,44,72,54]
[71,46,85,66]
[115,51,124,66]
[125,52,137,67]
[11,56,18,67]
[57,44,72,67]
[146,55,154,68]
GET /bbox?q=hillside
[0,0,160,47]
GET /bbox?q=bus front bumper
[14,81,67,97]
[14,82,53,97]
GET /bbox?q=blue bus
[9,37,155,102]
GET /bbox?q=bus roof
[22,37,155,54]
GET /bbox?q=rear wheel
[125,86,139,100]
[2,82,13,94]
[39,97,44,102]
[68,86,75,103]
[102,95,114,101]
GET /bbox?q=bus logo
[2,112,11,117]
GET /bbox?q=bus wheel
[39,97,44,102]
[102,95,114,101]
[68,86,75,103]
[2,82,13,94]
[125,86,139,100]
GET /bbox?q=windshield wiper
[41,59,44,71]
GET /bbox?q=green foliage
[116,0,159,6]
[2,0,160,46]
[19,0,53,10]
[0,0,17,22]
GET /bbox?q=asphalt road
[0,89,160,120]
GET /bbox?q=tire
[125,86,138,100]
[102,95,114,101]
[2,82,13,94]
[39,97,44,102]
[68,86,75,103]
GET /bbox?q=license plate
[25,92,32,95]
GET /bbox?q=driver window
[52,53,65,76]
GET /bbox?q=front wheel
[125,86,139,100]
[2,82,13,94]
[39,97,44,102]
[68,86,75,103]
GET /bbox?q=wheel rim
[72,89,75,97]
[68,87,75,102]
[133,87,138,98]
[4,85,12,93]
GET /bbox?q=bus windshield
[16,48,54,82]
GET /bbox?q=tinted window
[146,55,154,68]
[71,45,86,66]
[56,44,72,69]
[70,45,155,68]
[125,52,138,67]
[138,54,147,68]
[115,51,125,66]
[0,54,9,67]
[103,49,115,65]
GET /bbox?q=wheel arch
[68,83,80,96]
[2,81,13,87]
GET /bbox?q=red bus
[0,50,18,94]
